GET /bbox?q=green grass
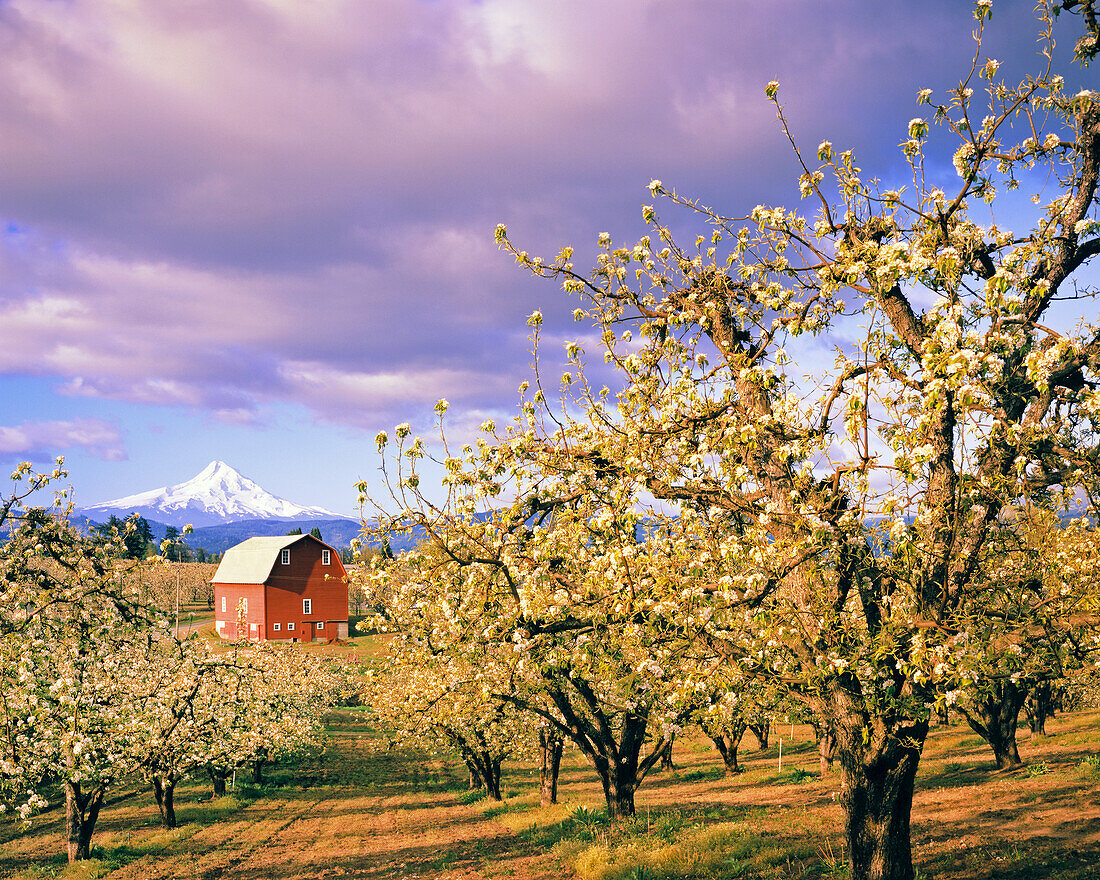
[674,767,723,784]
[1077,754,1100,781]
[568,821,829,880]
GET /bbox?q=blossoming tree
[0,466,348,858]
[0,465,159,851]
[478,4,1100,879]
[365,428,702,818]
[951,510,1100,768]
[136,640,345,827]
[0,524,167,860]
[366,638,529,800]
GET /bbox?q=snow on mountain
[83,460,348,528]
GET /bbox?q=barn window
[322,549,331,565]
[288,622,295,630]
[274,623,281,631]
[281,548,291,565]
[221,596,226,613]
[317,621,325,629]
[242,597,248,613]
[303,598,312,615]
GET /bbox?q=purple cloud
[0,418,126,461]
[0,0,1067,440]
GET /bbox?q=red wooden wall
[213,582,266,640]
[264,538,348,641]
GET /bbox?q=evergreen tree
[162,525,190,562]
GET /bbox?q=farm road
[1,788,559,880]
[106,789,540,880]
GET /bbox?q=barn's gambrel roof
[211,534,324,585]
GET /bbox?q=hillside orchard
[362,4,1100,880]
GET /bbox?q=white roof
[211,535,319,585]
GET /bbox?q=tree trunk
[251,746,268,785]
[65,781,106,863]
[1026,681,1051,736]
[960,680,1026,769]
[589,733,647,820]
[152,776,177,828]
[836,722,928,880]
[818,726,837,777]
[209,767,229,797]
[749,721,769,751]
[711,722,747,775]
[483,757,503,801]
[823,676,931,880]
[467,763,483,790]
[538,728,564,806]
[599,770,636,819]
[658,733,675,771]
[533,686,670,822]
[455,740,502,801]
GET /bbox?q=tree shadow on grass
[924,838,1100,880]
[218,826,532,880]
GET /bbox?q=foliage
[92,515,153,560]
[132,562,218,612]
[362,469,703,816]
[0,462,350,859]
[368,649,528,780]
[951,509,1100,765]
[371,3,1100,878]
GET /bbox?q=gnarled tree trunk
[208,767,229,796]
[1025,681,1052,736]
[710,721,747,775]
[657,733,675,771]
[65,780,106,863]
[451,735,504,802]
[960,680,1026,769]
[526,683,675,821]
[825,679,930,880]
[834,716,929,880]
[482,757,503,800]
[581,709,662,819]
[152,775,177,828]
[538,727,564,805]
[467,763,483,790]
[463,751,501,799]
[749,720,769,751]
[597,766,637,819]
[251,746,269,784]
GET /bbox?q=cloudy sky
[0,0,1076,515]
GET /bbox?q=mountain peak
[83,462,347,528]
[196,460,234,478]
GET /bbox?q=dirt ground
[2,707,1098,880]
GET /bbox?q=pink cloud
[0,418,126,461]
[0,0,1057,438]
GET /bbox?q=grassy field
[2,645,1098,880]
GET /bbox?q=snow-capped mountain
[82,460,348,528]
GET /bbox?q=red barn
[212,534,348,642]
